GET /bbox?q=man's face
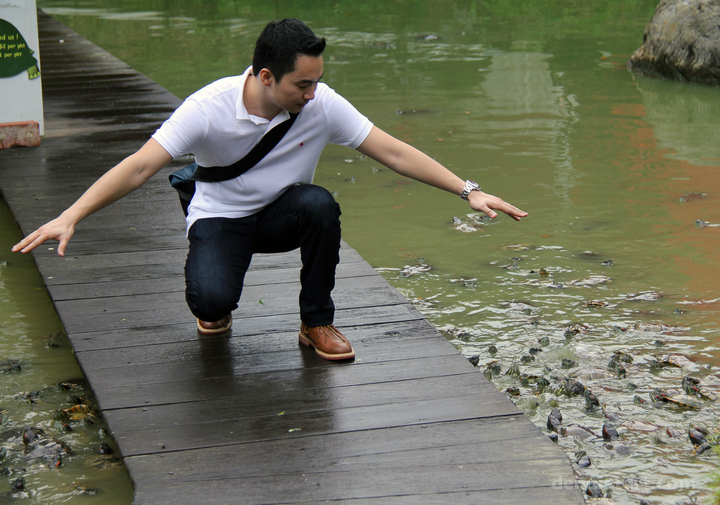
[270,54,324,114]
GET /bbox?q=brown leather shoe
[197,314,232,335]
[298,323,355,360]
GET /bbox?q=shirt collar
[236,66,290,126]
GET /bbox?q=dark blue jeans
[184,184,341,326]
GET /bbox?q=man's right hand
[12,213,76,256]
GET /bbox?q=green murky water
[0,197,134,502]
[1,0,718,502]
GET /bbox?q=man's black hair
[253,19,326,82]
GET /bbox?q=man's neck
[243,73,282,120]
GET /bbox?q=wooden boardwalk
[0,12,584,504]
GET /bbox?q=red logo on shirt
[299,142,304,147]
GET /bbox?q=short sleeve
[322,87,373,148]
[152,98,210,159]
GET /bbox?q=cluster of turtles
[395,250,720,504]
[462,315,720,503]
[470,316,720,504]
[1,377,123,499]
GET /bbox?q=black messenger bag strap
[191,111,299,182]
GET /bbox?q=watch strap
[460,180,480,201]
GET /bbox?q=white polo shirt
[152,66,373,231]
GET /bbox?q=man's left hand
[468,191,528,221]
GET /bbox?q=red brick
[0,121,41,149]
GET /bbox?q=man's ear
[259,68,274,87]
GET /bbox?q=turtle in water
[0,19,40,79]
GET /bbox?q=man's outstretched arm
[356,126,527,221]
[12,138,172,256]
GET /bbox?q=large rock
[628,0,720,85]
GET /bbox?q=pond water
[0,197,134,502]
[3,0,718,502]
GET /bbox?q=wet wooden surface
[0,11,584,504]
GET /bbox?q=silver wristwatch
[460,180,481,201]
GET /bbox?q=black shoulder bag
[168,112,299,216]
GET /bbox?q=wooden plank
[53,275,406,321]
[328,488,583,505]
[46,262,381,300]
[102,373,512,432]
[68,315,429,353]
[91,357,477,410]
[125,417,576,504]
[108,394,519,457]
[91,354,475,411]
[125,416,545,480]
[32,240,363,269]
[75,330,462,390]
[59,302,419,334]
[77,318,448,368]
[63,304,425,350]
[9,198,185,225]
[129,458,575,505]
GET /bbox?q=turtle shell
[0,19,40,79]
[665,394,706,409]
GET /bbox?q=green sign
[0,18,40,79]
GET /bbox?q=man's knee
[185,259,240,321]
[295,185,341,226]
[186,284,237,322]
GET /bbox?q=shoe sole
[197,318,232,335]
[298,333,355,361]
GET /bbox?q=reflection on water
[636,75,720,167]
[480,50,578,207]
[11,0,720,502]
